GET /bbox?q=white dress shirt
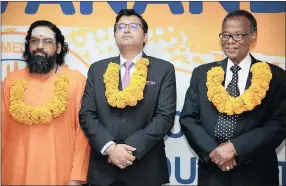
[225,53,252,94]
[100,51,143,155]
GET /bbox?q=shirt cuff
[100,141,116,155]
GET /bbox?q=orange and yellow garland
[206,62,272,115]
[9,76,69,125]
[104,58,149,108]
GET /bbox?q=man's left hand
[209,142,236,166]
[66,180,82,186]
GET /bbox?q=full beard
[26,49,57,74]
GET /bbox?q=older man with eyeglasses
[79,8,176,186]
[180,9,286,186]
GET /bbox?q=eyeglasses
[115,23,143,31]
[219,31,253,41]
[29,38,56,47]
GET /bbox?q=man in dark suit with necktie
[179,10,286,186]
[79,9,176,186]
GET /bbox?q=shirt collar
[120,51,143,66]
[227,53,252,73]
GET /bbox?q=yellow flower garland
[104,58,149,108]
[206,62,272,115]
[9,76,69,125]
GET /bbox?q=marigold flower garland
[104,58,149,108]
[9,76,69,125]
[206,62,272,115]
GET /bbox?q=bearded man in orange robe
[2,20,90,185]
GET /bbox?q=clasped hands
[105,142,238,171]
[209,142,238,172]
[106,143,136,169]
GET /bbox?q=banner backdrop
[1,1,285,185]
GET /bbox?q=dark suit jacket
[179,54,286,186]
[79,53,176,186]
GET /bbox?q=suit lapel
[142,53,153,89]
[142,52,147,58]
[111,56,123,91]
[234,54,258,137]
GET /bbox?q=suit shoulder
[268,62,285,73]
[147,56,174,69]
[193,61,218,74]
[148,56,173,66]
[267,63,285,82]
[90,56,117,68]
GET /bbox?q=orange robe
[1,66,90,185]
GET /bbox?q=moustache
[32,49,48,57]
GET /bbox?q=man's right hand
[106,144,136,169]
[218,158,238,172]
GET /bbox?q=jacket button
[122,118,126,123]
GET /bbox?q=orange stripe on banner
[2,31,90,68]
[1,32,26,35]
[69,50,90,68]
[272,62,281,67]
[175,67,192,74]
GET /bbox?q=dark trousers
[84,174,125,186]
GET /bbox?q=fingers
[117,159,133,169]
[233,158,238,166]
[214,159,220,165]
[126,153,136,161]
[121,145,136,162]
[109,157,125,169]
[212,155,222,165]
[118,160,132,169]
[209,148,222,164]
[219,159,237,172]
[122,144,136,152]
[210,153,219,164]
[213,158,221,165]
[110,144,135,159]
[125,160,133,166]
[221,166,226,172]
[211,152,232,166]
[110,153,135,169]
[109,157,129,169]
[218,159,227,166]
[209,150,215,158]
[117,163,126,169]
[220,164,230,172]
[108,144,137,169]
[229,163,234,170]
[118,154,134,166]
